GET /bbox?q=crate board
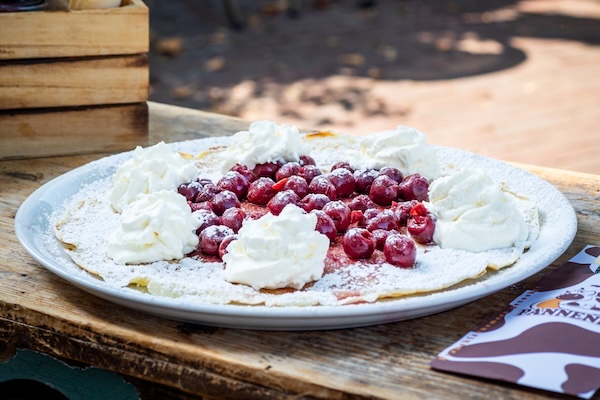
[0,54,148,110]
[0,103,148,159]
[0,0,148,60]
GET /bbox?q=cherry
[342,228,375,259]
[200,225,234,256]
[365,209,399,232]
[354,168,379,194]
[322,200,351,232]
[363,208,379,220]
[193,209,220,234]
[407,214,435,244]
[252,161,282,180]
[217,171,249,200]
[331,161,354,173]
[348,194,376,212]
[195,183,222,202]
[299,155,316,166]
[327,168,356,198]
[392,200,418,225]
[276,162,301,181]
[372,229,394,250]
[383,234,416,268]
[310,210,337,242]
[247,177,277,205]
[369,175,399,206]
[298,165,322,184]
[267,190,301,215]
[220,207,246,233]
[230,164,256,183]
[178,181,202,202]
[398,174,430,202]
[280,175,309,198]
[308,175,337,200]
[350,210,365,226]
[300,193,330,212]
[189,201,213,213]
[218,234,238,259]
[378,166,404,184]
[209,190,241,216]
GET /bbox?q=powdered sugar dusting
[46,134,557,308]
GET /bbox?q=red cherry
[342,228,375,259]
[383,234,416,268]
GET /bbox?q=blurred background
[145,0,600,174]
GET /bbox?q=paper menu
[431,245,600,398]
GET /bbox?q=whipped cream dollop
[356,125,441,180]
[426,169,528,252]
[221,120,310,172]
[109,142,198,212]
[107,190,200,264]
[222,204,329,290]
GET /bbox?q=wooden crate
[0,0,149,159]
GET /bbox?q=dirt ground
[146,0,600,174]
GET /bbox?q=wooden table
[1,102,599,399]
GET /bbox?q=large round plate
[14,138,577,330]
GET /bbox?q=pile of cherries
[178,155,436,268]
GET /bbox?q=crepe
[54,134,540,307]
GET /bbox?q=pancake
[54,132,540,307]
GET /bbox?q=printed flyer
[431,245,600,398]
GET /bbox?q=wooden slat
[0,0,148,60]
[0,55,148,110]
[0,103,148,159]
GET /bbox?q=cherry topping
[398,174,430,202]
[350,210,365,226]
[331,161,354,173]
[218,234,238,259]
[378,166,404,184]
[365,209,399,232]
[195,183,222,202]
[311,210,337,241]
[280,175,309,198]
[392,200,418,225]
[194,209,220,234]
[407,214,435,244]
[276,162,301,181]
[230,164,256,183]
[372,229,394,250]
[247,177,277,205]
[354,168,379,194]
[217,171,249,200]
[322,200,351,232]
[200,225,235,256]
[252,161,282,180]
[299,155,316,166]
[300,193,330,212]
[308,175,337,200]
[383,234,416,268]
[189,201,213,213]
[267,190,301,215]
[327,168,356,198]
[348,194,376,212]
[342,228,375,259]
[209,190,241,216]
[298,165,322,184]
[369,175,399,206]
[178,181,202,202]
[220,207,246,233]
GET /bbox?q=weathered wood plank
[0,54,148,110]
[0,0,148,60]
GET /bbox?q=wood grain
[0,0,148,60]
[0,54,148,110]
[0,103,148,159]
[0,103,598,399]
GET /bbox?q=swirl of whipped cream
[356,125,441,180]
[222,204,329,290]
[221,120,310,172]
[426,169,528,252]
[107,190,200,264]
[109,142,198,212]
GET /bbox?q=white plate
[14,138,577,330]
